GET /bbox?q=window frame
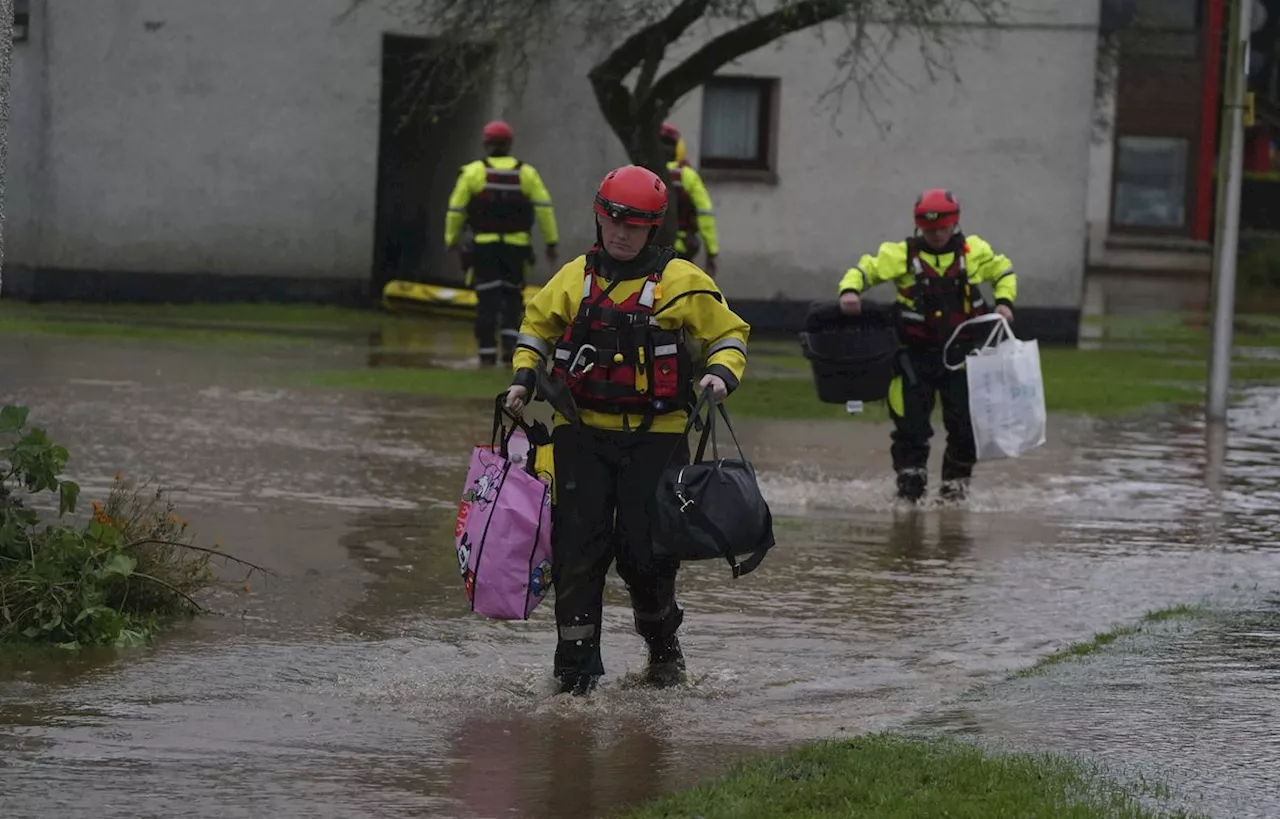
[1119,0,1201,59]
[1109,133,1195,235]
[698,75,779,176]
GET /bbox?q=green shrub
[0,404,261,649]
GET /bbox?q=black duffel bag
[799,300,901,403]
[652,391,775,578]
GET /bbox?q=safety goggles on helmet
[593,194,665,227]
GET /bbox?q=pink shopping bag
[453,397,554,620]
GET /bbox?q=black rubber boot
[644,635,687,688]
[557,673,600,697]
[939,478,969,503]
[896,469,927,503]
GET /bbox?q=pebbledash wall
[1,0,1097,342]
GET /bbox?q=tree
[0,0,14,297]
[346,0,1010,244]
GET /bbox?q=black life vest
[466,159,534,234]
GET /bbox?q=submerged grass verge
[1011,604,1207,680]
[9,302,1280,419]
[282,345,1280,420]
[0,300,395,331]
[620,733,1203,819]
[0,315,309,346]
[0,301,434,347]
[626,604,1214,819]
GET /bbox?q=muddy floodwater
[2,329,1279,818]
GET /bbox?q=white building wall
[7,0,395,277]
[4,0,1098,314]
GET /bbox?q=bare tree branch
[634,46,665,105]
[132,572,206,614]
[126,538,276,577]
[650,0,847,108]
[348,0,1016,146]
[589,0,712,90]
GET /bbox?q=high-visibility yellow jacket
[837,233,1017,308]
[666,160,719,257]
[512,254,749,434]
[445,156,559,250]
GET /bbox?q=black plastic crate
[798,301,901,404]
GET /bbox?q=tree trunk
[621,116,680,250]
[0,0,13,297]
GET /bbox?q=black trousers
[549,424,689,679]
[472,243,529,362]
[890,346,976,483]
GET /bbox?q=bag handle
[712,402,747,461]
[942,313,1014,372]
[667,389,715,469]
[491,393,539,458]
[690,391,748,465]
[694,396,717,463]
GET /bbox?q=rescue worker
[837,188,1017,503]
[445,120,560,366]
[503,165,750,696]
[659,122,719,276]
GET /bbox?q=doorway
[371,34,491,296]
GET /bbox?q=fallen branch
[132,572,206,614]
[126,538,275,577]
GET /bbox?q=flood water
[2,326,1279,818]
[919,601,1280,819]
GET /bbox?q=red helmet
[659,121,681,143]
[481,120,514,143]
[914,188,960,230]
[593,165,668,226]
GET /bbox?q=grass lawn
[619,733,1201,819]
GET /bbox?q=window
[699,76,777,172]
[1120,0,1199,57]
[1112,136,1190,229]
[13,0,29,43]
[1132,0,1196,29]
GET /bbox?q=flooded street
[2,329,1279,818]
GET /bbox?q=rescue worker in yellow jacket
[504,165,750,696]
[445,120,560,366]
[838,188,1017,503]
[659,122,719,277]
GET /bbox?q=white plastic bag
[943,314,1047,461]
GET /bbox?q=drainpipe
[0,0,12,297]
[1195,0,1227,243]
[1206,0,1255,424]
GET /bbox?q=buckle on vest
[568,344,598,378]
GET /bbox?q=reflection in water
[444,713,677,819]
[878,508,975,569]
[367,323,476,370]
[1,334,1279,818]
